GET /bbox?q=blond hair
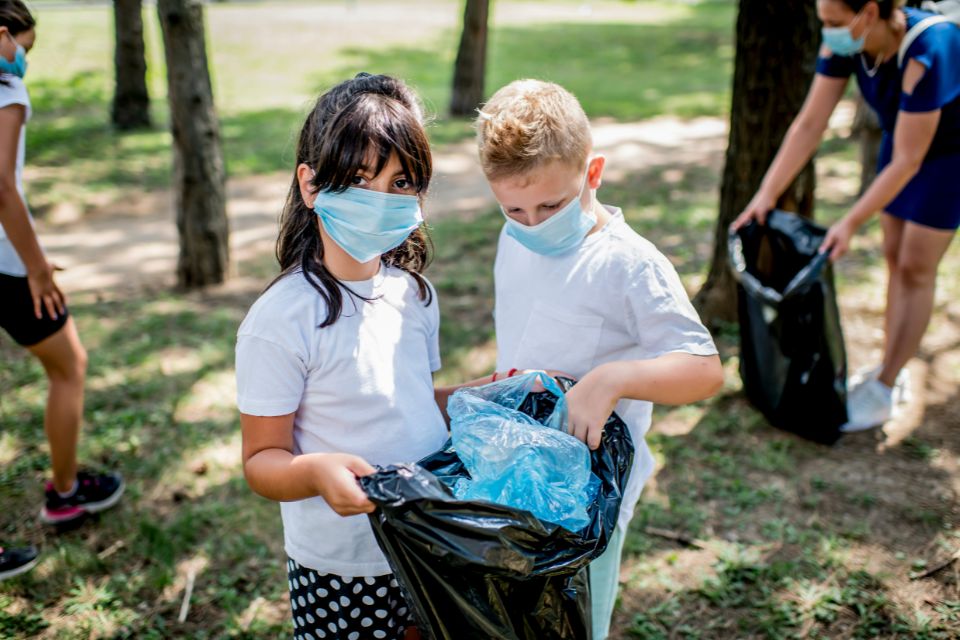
[476,79,591,181]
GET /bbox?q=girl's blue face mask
[501,167,596,257]
[821,11,866,57]
[0,32,27,78]
[313,186,423,264]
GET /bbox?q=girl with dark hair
[0,0,123,578]
[734,0,960,432]
[236,74,444,640]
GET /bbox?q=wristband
[507,368,518,378]
[491,371,498,382]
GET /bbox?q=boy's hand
[311,453,377,516]
[563,365,620,450]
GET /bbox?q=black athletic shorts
[0,273,68,346]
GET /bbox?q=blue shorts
[879,139,960,230]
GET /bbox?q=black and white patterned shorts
[287,558,415,640]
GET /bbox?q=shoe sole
[0,556,39,581]
[39,479,126,525]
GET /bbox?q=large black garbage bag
[728,209,848,444]
[359,377,634,640]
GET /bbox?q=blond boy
[476,80,723,638]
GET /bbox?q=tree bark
[449,0,490,117]
[852,92,882,195]
[111,0,151,130]
[157,0,229,289]
[695,0,821,327]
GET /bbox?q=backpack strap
[898,15,951,67]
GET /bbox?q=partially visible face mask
[0,31,27,78]
[313,186,423,264]
[821,11,866,57]
[501,166,596,256]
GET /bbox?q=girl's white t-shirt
[236,266,448,576]
[0,74,32,276]
[494,207,718,531]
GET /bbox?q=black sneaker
[40,470,125,525]
[0,545,39,581]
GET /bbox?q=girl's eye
[394,178,413,190]
[350,175,366,185]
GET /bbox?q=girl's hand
[820,216,857,262]
[26,260,66,320]
[312,453,377,516]
[563,366,620,451]
[731,190,776,231]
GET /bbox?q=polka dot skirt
[287,558,416,640]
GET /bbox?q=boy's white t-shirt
[236,265,449,576]
[494,206,718,530]
[0,75,32,277]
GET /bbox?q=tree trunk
[157,0,229,288]
[695,0,821,327]
[112,0,151,129]
[852,92,882,195]
[449,0,490,117]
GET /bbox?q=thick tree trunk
[853,93,882,195]
[695,0,821,327]
[112,0,151,129]
[158,0,228,288]
[449,0,489,117]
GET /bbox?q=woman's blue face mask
[0,31,27,78]
[822,10,866,57]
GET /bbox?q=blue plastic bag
[447,372,600,533]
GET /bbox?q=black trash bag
[359,377,634,640]
[728,209,848,444]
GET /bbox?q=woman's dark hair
[0,0,34,35]
[837,0,902,19]
[0,0,33,86]
[275,73,434,328]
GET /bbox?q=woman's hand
[731,190,776,231]
[311,453,377,516]
[563,367,620,451]
[26,260,65,320]
[820,215,858,262]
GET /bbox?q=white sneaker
[841,378,894,433]
[848,365,911,408]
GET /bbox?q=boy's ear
[297,163,318,208]
[587,155,606,190]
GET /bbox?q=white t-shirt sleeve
[427,283,441,372]
[236,335,307,417]
[0,77,30,119]
[626,256,718,360]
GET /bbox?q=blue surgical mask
[0,32,26,78]
[501,168,596,256]
[822,12,865,57]
[313,186,423,264]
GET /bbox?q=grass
[20,0,735,217]
[2,0,959,638]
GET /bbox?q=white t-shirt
[0,74,32,277]
[236,266,449,576]
[494,206,718,530]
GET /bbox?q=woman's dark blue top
[817,7,960,160]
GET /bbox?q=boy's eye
[543,203,561,210]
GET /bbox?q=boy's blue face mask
[821,11,866,57]
[0,32,27,78]
[501,166,596,257]
[313,186,423,264]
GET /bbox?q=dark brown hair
[837,0,902,19]
[0,0,34,35]
[275,73,434,327]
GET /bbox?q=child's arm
[565,353,724,449]
[433,368,561,424]
[241,413,376,515]
[0,104,64,320]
